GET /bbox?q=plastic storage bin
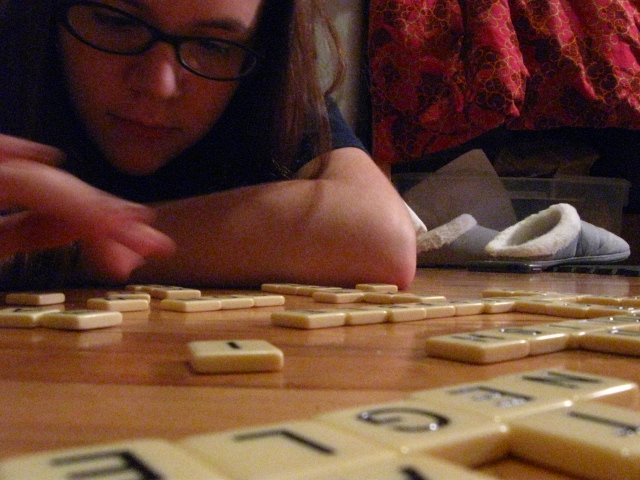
[394,174,630,234]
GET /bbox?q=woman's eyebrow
[114,0,254,36]
[192,18,253,36]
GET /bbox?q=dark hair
[0,0,344,179]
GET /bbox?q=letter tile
[0,307,62,328]
[248,293,286,307]
[271,309,347,329]
[0,438,230,479]
[299,454,500,480]
[39,310,123,331]
[509,402,640,480]
[316,400,509,467]
[4,292,65,306]
[160,296,223,312]
[410,381,571,423]
[424,332,530,364]
[148,286,201,299]
[491,369,639,406]
[180,420,396,480]
[86,297,150,312]
[354,283,399,293]
[579,328,640,356]
[476,326,570,355]
[188,340,284,374]
[312,289,365,304]
[335,307,389,325]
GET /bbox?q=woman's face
[59,0,263,175]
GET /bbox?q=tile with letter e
[335,307,388,325]
[409,380,572,423]
[424,331,530,364]
[509,402,640,480]
[480,298,517,314]
[299,454,500,480]
[271,309,347,329]
[579,328,640,356]
[247,293,285,307]
[491,369,639,406]
[86,297,150,312]
[447,300,485,316]
[161,296,223,312]
[0,307,62,328]
[38,310,123,331]
[4,292,65,306]
[312,288,365,304]
[315,399,509,467]
[0,438,230,480]
[188,340,284,374]
[179,420,396,480]
[384,304,428,323]
[475,326,571,355]
[148,286,201,299]
[354,283,398,293]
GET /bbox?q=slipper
[484,203,630,267]
[417,214,499,266]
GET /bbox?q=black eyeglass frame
[56,0,262,82]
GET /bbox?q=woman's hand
[0,135,175,282]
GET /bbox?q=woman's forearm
[130,149,417,288]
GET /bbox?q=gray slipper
[417,214,499,266]
[484,203,630,267]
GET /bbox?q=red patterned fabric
[369,0,640,164]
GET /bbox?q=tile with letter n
[490,369,639,407]
[509,402,640,480]
[179,420,396,480]
[315,399,509,467]
[0,439,230,479]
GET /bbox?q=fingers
[0,134,65,166]
[0,160,176,274]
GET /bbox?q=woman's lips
[110,114,178,141]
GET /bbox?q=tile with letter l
[179,420,396,480]
[188,340,284,374]
[490,369,639,406]
[424,332,530,364]
[509,402,640,480]
[409,380,572,423]
[0,438,231,480]
[315,399,509,467]
[299,454,501,480]
[579,328,640,356]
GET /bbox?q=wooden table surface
[2,267,640,479]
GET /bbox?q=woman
[0,0,416,289]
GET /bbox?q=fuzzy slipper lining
[418,214,478,252]
[485,203,582,257]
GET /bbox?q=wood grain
[1,268,639,479]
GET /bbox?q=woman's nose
[126,42,183,99]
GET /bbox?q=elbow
[386,221,417,289]
[366,213,417,289]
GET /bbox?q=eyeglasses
[57,1,261,81]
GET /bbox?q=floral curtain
[369,0,640,164]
